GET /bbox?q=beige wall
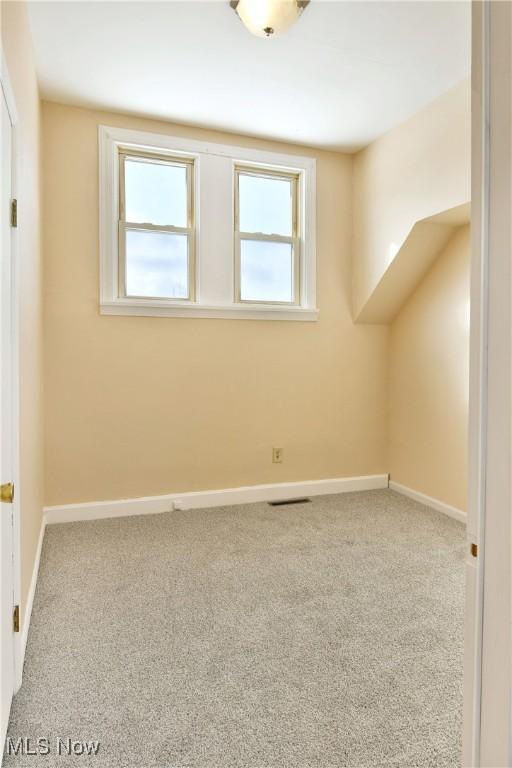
[388,225,470,511]
[1,0,44,623]
[353,79,470,319]
[42,101,389,506]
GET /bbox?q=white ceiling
[27,0,470,151]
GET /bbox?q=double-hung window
[100,125,317,320]
[118,149,194,301]
[235,167,299,305]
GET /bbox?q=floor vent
[268,497,311,507]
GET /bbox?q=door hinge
[13,605,19,633]
[471,542,478,558]
[10,198,17,228]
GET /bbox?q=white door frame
[0,51,22,696]
[463,2,512,765]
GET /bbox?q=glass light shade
[234,0,304,37]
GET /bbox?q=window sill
[100,300,319,321]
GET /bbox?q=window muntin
[118,149,194,300]
[235,167,299,305]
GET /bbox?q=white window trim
[99,125,318,321]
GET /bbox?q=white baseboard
[15,516,46,692]
[389,480,467,524]
[44,474,389,525]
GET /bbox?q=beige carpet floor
[4,489,465,767]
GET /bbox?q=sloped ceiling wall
[352,79,470,324]
[357,203,470,324]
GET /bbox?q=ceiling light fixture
[230,0,310,38]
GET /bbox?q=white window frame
[234,165,300,306]
[118,148,195,301]
[99,125,317,321]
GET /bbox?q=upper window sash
[119,148,194,230]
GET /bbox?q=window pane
[125,230,188,299]
[240,240,293,303]
[239,174,293,236]
[124,158,188,227]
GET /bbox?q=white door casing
[0,77,14,749]
[0,53,20,752]
[464,2,512,766]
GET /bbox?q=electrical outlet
[272,447,283,464]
